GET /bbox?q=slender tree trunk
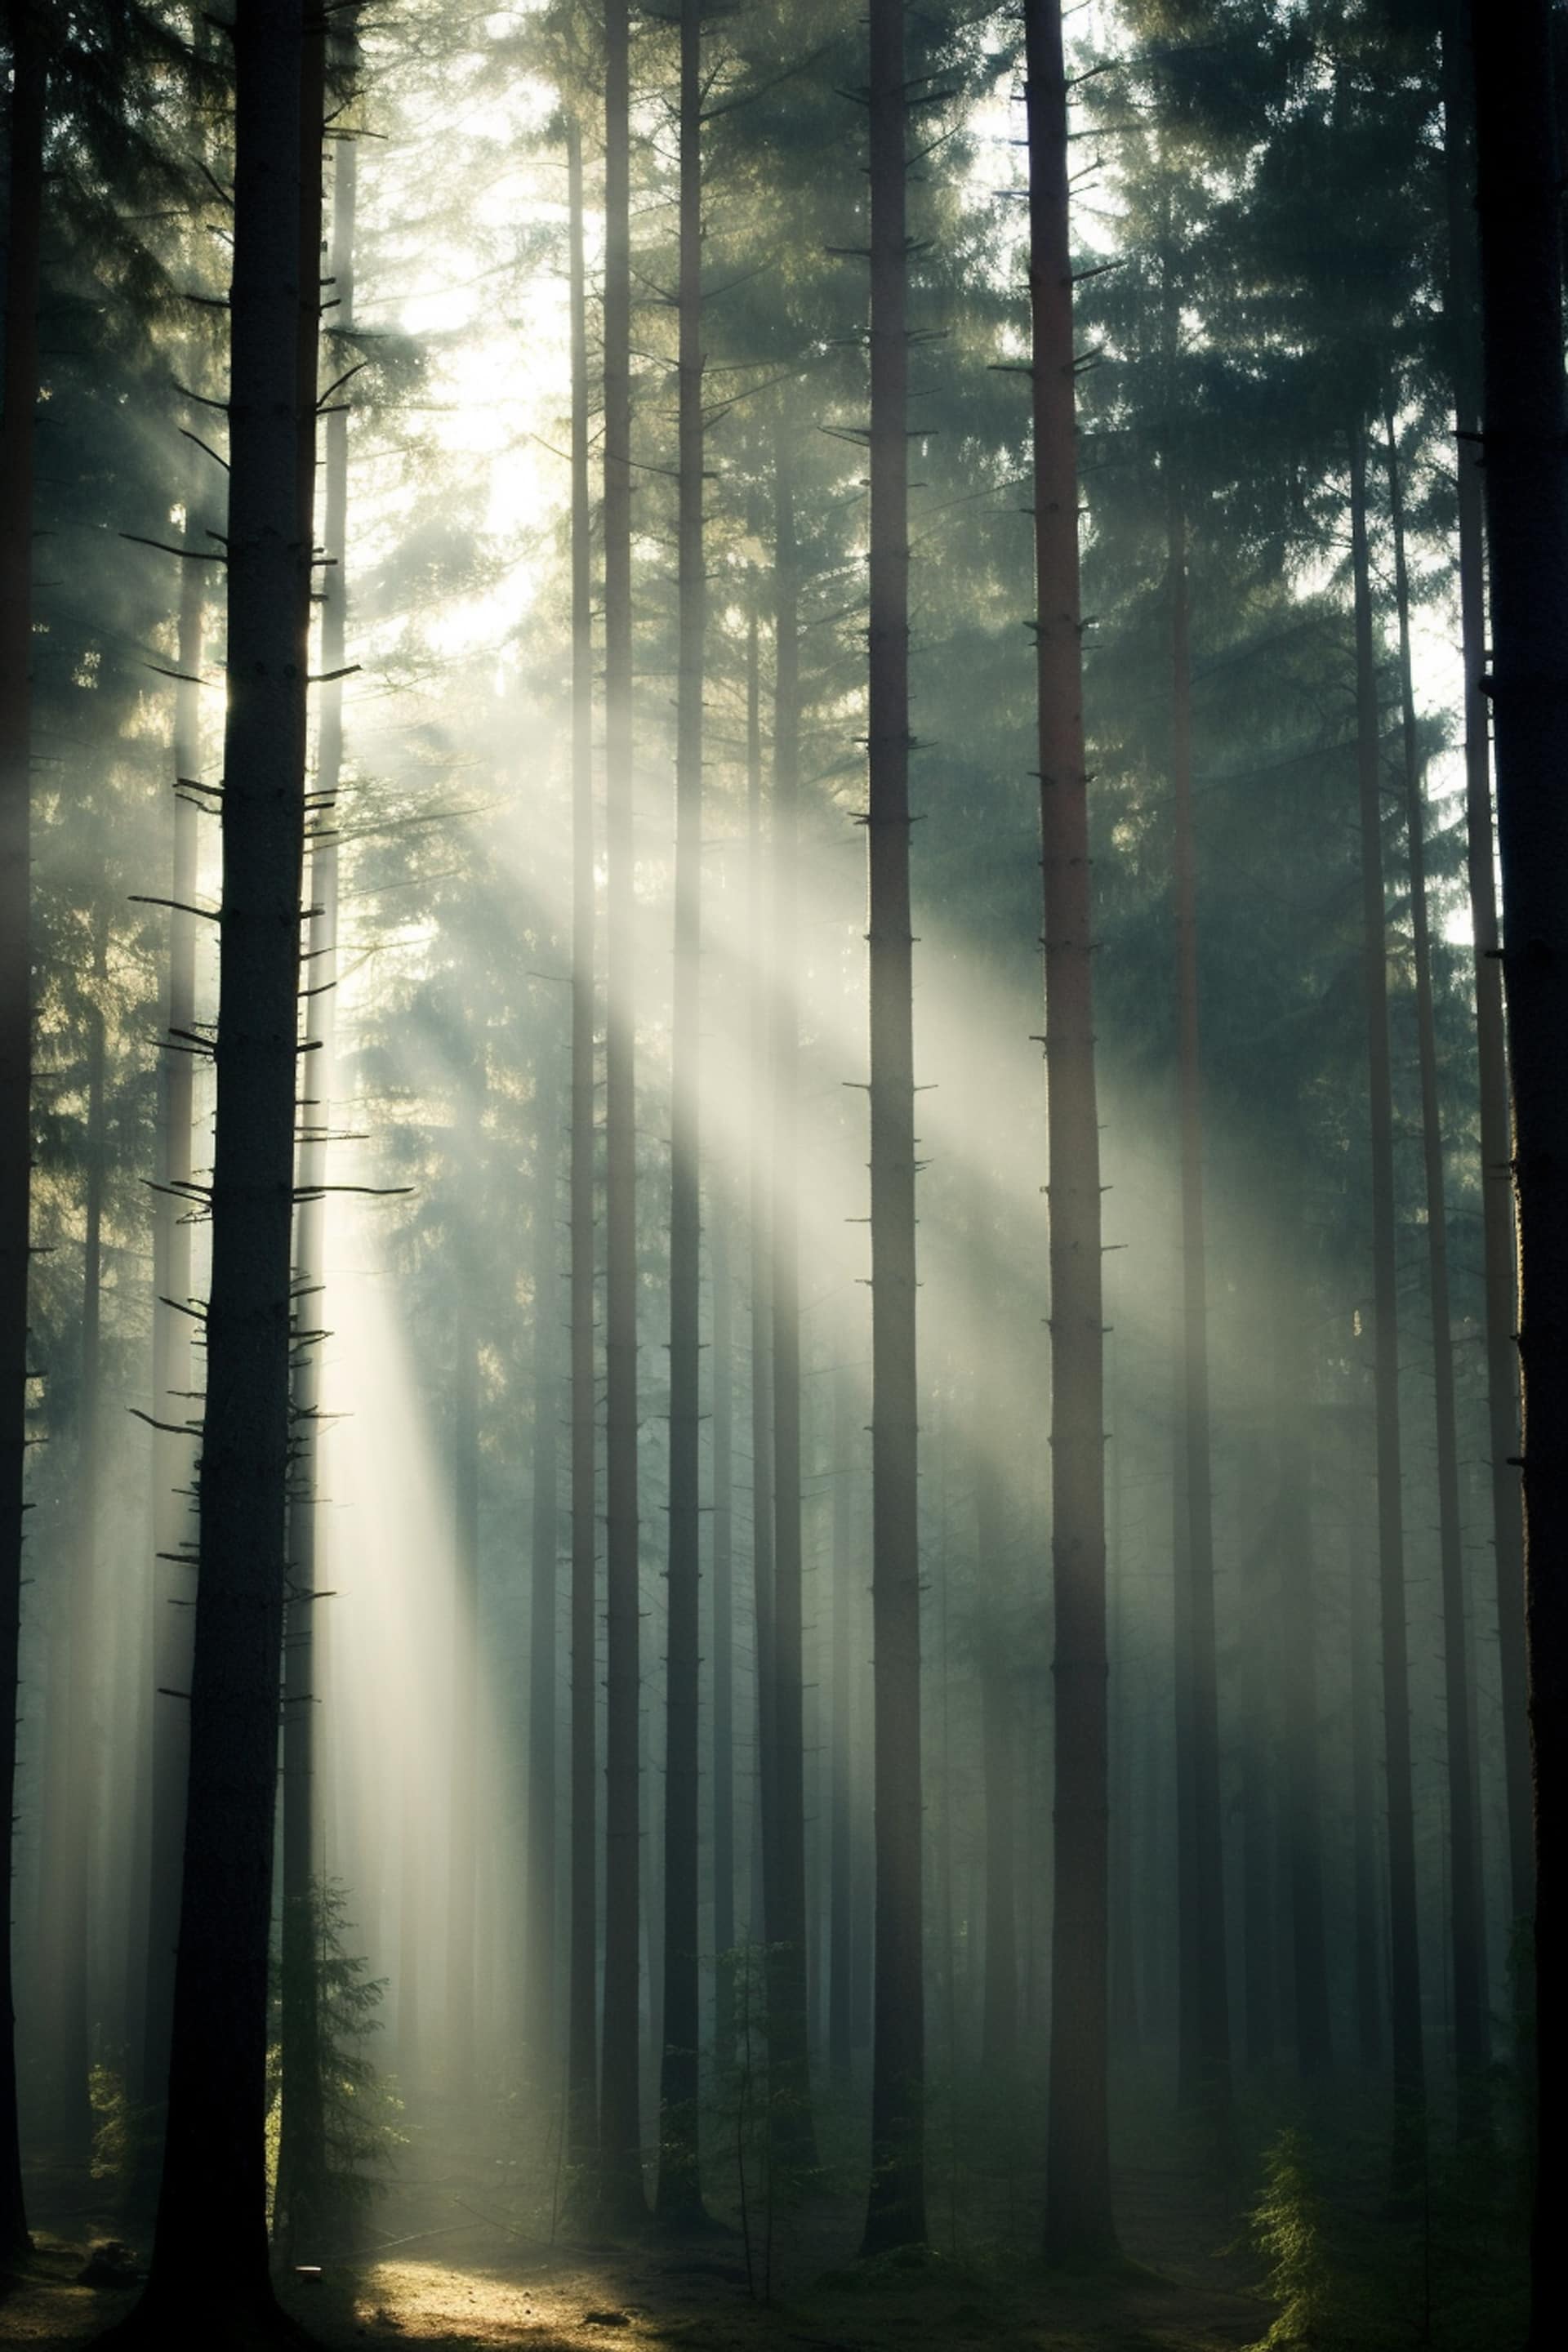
[1383,408,1490,2136]
[448,1290,479,2095]
[0,0,45,2260]
[54,918,109,2161]
[1027,0,1116,2265]
[127,2,313,2319]
[1350,1521,1383,2073]
[861,0,925,2258]
[1441,5,1530,1940]
[599,0,644,2225]
[1167,481,1232,2142]
[528,1031,561,2069]
[564,112,599,2176]
[276,35,336,2256]
[1107,1341,1138,2060]
[142,479,204,2123]
[746,599,777,1962]
[1349,434,1426,2189]
[1273,1285,1331,2080]
[657,0,706,2221]
[828,1358,853,2089]
[768,434,816,2171]
[1467,2,1568,2329]
[710,1193,734,2068]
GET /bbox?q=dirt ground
[0,2167,1267,2351]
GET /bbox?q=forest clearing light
[318,1194,508,2065]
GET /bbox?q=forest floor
[2,2155,1274,2350]
[2,2078,1528,2350]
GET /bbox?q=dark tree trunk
[768,434,816,2172]
[276,26,333,2258]
[1107,1343,1138,2060]
[1383,407,1490,2138]
[1467,2,1568,2331]
[528,1031,561,2069]
[1349,434,1426,2189]
[1442,3,1531,1941]
[1273,1286,1332,2080]
[125,2,313,2323]
[142,467,205,2124]
[51,917,109,2161]
[710,1192,734,2068]
[565,111,599,2176]
[1167,481,1232,2143]
[1027,0,1116,2265]
[656,0,706,2223]
[599,0,644,2226]
[828,1359,853,2089]
[746,599,776,1968]
[861,0,925,2259]
[1350,1522,1383,2074]
[0,0,44,2261]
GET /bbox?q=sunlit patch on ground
[346,2256,591,2343]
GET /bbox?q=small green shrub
[1249,2128,1338,2350]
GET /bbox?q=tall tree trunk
[746,597,777,1963]
[0,0,45,2260]
[142,475,205,2123]
[1167,480,1232,2142]
[599,0,644,2226]
[1441,5,1530,1940]
[1107,1338,1138,2060]
[1027,0,1116,2265]
[53,916,109,2162]
[1349,433,1426,2189]
[528,1034,561,2072]
[710,1192,734,2068]
[1273,1283,1331,2080]
[1467,2,1568,2330]
[657,0,706,2222]
[1383,407,1490,2137]
[565,112,599,2176]
[276,39,336,2256]
[827,1357,853,2088]
[862,0,925,2258]
[448,1290,479,2095]
[979,1648,1018,2076]
[129,0,314,2319]
[1350,1518,1383,2073]
[768,433,816,2171]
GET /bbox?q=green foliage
[1248,2131,1337,2350]
[267,1878,406,2238]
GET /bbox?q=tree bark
[657,0,706,2222]
[1383,406,1490,2137]
[528,1028,561,2069]
[1467,1,1568,2330]
[710,1191,734,2068]
[1441,3,1530,1942]
[828,1358,853,2088]
[127,0,313,2320]
[447,1288,479,2096]
[1167,480,1232,2142]
[276,24,334,2256]
[1349,433,1426,2190]
[767,432,816,2172]
[599,0,644,2226]
[0,0,45,2261]
[141,464,205,2123]
[746,597,776,1971]
[1027,0,1116,2265]
[564,110,599,2176]
[861,0,925,2259]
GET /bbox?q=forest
[0,0,1562,2346]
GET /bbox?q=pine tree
[1027,0,1116,2265]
